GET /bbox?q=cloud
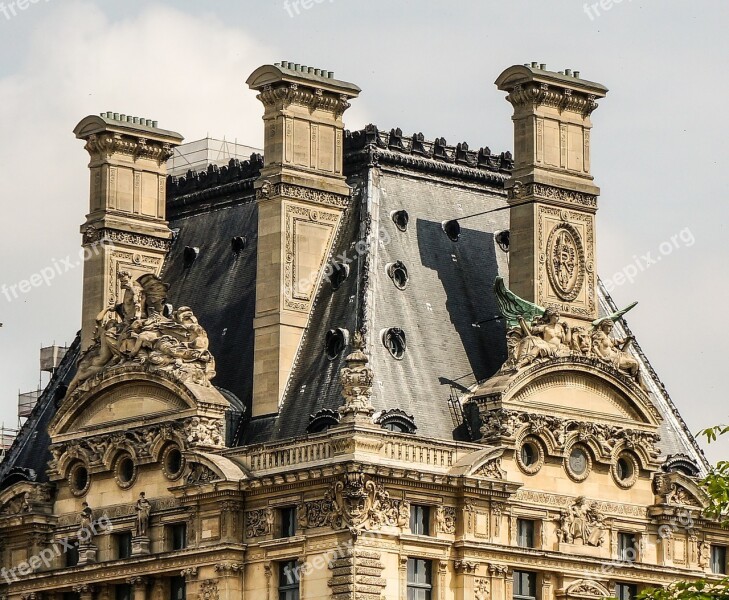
[0,2,290,423]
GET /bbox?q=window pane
[518,519,535,548]
[117,532,133,559]
[616,583,638,600]
[410,506,430,536]
[406,559,432,600]
[170,577,186,600]
[712,545,727,574]
[171,523,187,550]
[513,570,536,598]
[115,585,132,600]
[280,507,296,538]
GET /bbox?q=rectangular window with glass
[169,523,187,551]
[280,506,297,538]
[513,570,537,600]
[406,558,432,600]
[278,560,300,600]
[615,583,638,600]
[170,576,186,600]
[410,505,430,536]
[517,519,535,548]
[618,532,636,562]
[712,545,727,574]
[115,584,132,600]
[115,531,133,559]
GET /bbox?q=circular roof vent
[231,236,247,253]
[183,246,199,267]
[442,219,461,242]
[382,327,406,360]
[325,328,348,360]
[495,229,510,253]
[386,261,409,290]
[392,210,409,232]
[330,263,350,291]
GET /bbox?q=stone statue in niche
[67,273,216,395]
[135,492,152,537]
[493,277,645,389]
[80,502,93,531]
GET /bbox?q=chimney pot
[574,71,580,78]
[540,64,547,70]
[565,69,573,76]
[531,61,538,68]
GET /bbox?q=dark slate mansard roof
[0,126,707,490]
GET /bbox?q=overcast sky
[1,0,726,462]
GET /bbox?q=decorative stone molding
[475,578,490,600]
[505,82,600,117]
[473,457,506,479]
[476,407,660,465]
[84,133,175,164]
[214,562,244,574]
[82,227,172,251]
[256,182,349,209]
[328,548,386,600]
[454,561,478,574]
[199,580,219,600]
[337,331,375,425]
[555,496,608,547]
[50,418,223,480]
[508,182,597,210]
[436,506,457,534]
[300,473,405,532]
[244,508,273,538]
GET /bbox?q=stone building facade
[0,61,723,600]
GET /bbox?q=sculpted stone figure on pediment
[493,277,646,390]
[67,273,215,397]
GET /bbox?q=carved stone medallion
[546,222,585,301]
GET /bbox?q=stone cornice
[83,133,174,164]
[509,182,598,211]
[5,545,246,593]
[505,82,600,117]
[258,83,352,116]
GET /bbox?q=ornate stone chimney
[73,114,183,350]
[495,64,608,324]
[246,62,360,417]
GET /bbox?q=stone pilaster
[126,577,147,600]
[246,62,360,417]
[73,114,183,350]
[488,564,509,600]
[328,547,385,599]
[214,562,245,600]
[455,561,479,600]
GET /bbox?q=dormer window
[375,409,416,434]
[308,409,341,433]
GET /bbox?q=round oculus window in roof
[325,328,347,360]
[382,327,406,359]
[330,263,350,291]
[386,261,409,290]
[392,210,409,232]
[442,219,461,242]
